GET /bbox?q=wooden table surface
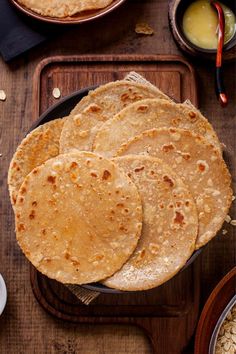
[0,0,235,353]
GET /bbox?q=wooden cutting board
[31,54,200,354]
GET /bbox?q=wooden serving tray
[31,55,200,354]
[32,54,198,119]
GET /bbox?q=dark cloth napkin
[0,0,60,62]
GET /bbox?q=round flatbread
[93,98,221,157]
[103,155,198,291]
[116,128,232,249]
[8,118,65,207]
[59,81,171,153]
[15,152,142,284]
[16,0,114,18]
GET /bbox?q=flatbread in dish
[116,128,232,249]
[60,81,171,153]
[17,0,114,18]
[103,155,198,291]
[93,98,221,157]
[8,118,65,207]
[15,152,142,284]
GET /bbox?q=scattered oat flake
[232,195,235,201]
[221,142,227,150]
[222,229,228,235]
[216,304,236,354]
[230,220,236,226]
[52,88,61,99]
[0,90,6,101]
[135,22,154,35]
[225,215,232,223]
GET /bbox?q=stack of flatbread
[16,0,116,18]
[8,79,232,291]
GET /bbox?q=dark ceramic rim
[31,85,203,294]
[10,0,126,25]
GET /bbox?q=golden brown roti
[103,155,198,291]
[60,81,171,153]
[8,118,65,207]
[15,152,142,284]
[93,98,221,157]
[17,0,114,18]
[116,128,232,249]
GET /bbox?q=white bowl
[0,274,7,316]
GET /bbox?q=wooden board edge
[32,54,198,119]
[30,259,201,320]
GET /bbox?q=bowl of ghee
[169,0,236,59]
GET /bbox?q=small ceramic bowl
[0,274,7,316]
[169,0,236,60]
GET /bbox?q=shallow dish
[10,0,126,25]
[30,86,203,294]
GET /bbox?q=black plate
[31,86,202,294]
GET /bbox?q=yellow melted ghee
[182,0,236,49]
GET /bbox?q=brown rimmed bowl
[30,85,203,294]
[194,267,236,353]
[10,0,126,25]
[169,0,236,61]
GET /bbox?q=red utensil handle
[211,1,228,107]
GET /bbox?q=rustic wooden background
[0,0,235,353]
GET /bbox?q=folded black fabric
[0,0,61,62]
